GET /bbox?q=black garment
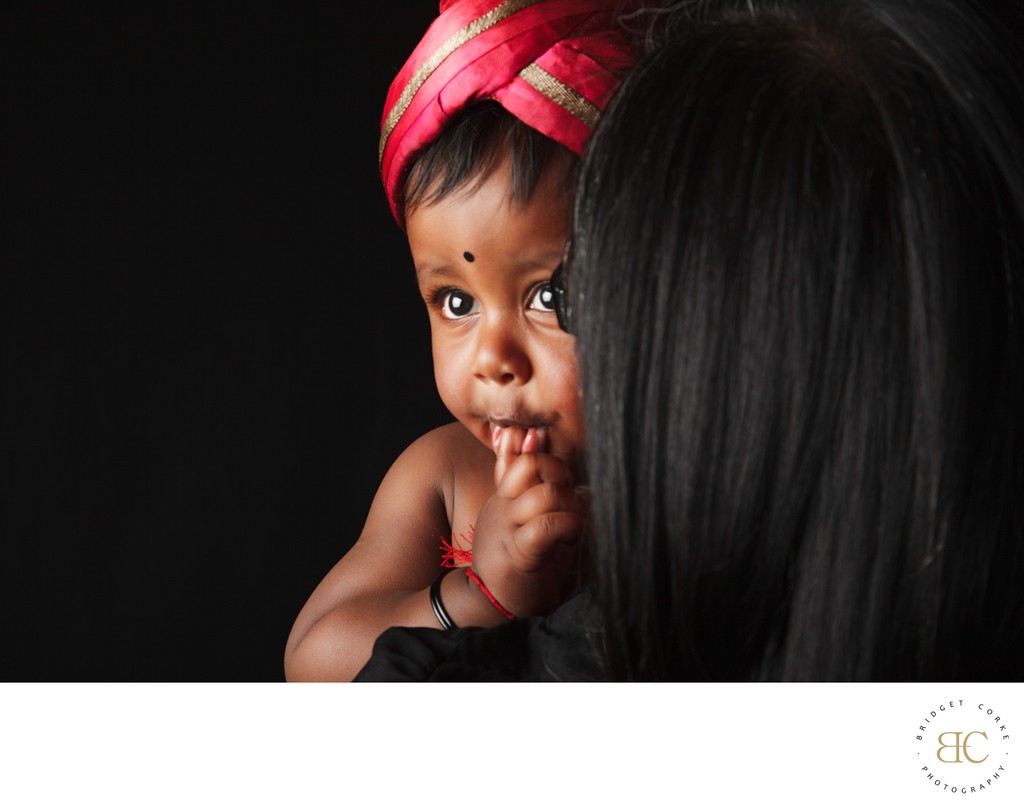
[353,591,608,681]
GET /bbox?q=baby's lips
[491,424,552,457]
[491,424,530,464]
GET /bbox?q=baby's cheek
[548,358,586,447]
[433,363,461,416]
[432,343,473,420]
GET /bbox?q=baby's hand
[469,426,587,619]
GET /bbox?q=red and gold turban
[379,0,638,226]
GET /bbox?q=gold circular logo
[915,699,1012,796]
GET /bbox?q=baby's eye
[439,289,479,320]
[528,282,557,313]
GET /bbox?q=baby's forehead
[407,157,569,227]
[406,165,570,278]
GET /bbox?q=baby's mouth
[489,422,549,456]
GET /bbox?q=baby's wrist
[435,566,513,629]
[464,567,516,621]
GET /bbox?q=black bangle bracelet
[429,567,458,631]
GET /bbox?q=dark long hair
[571,0,1024,680]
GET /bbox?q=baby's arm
[284,424,517,682]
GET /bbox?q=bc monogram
[935,731,988,763]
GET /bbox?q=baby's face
[405,159,583,472]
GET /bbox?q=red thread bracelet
[439,524,474,568]
[464,568,516,621]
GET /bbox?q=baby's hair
[400,101,576,220]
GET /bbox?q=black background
[5,3,451,681]
[11,2,1022,685]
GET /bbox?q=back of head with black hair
[570,0,1024,680]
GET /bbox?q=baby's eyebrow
[415,253,563,282]
[414,264,460,284]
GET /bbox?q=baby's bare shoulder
[398,422,491,471]
[375,422,489,496]
[384,422,494,520]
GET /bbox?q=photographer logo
[916,700,1011,795]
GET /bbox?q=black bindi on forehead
[463,251,475,262]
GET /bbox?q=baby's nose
[471,321,532,385]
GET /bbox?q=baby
[284,0,637,681]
